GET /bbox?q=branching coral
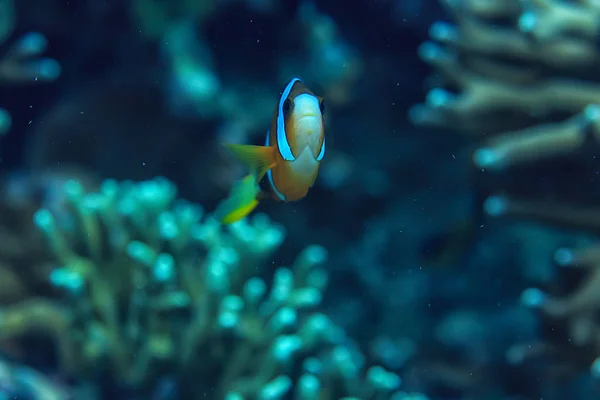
[410,0,600,167]
[0,355,71,400]
[514,245,600,378]
[410,0,600,383]
[0,0,60,136]
[0,168,98,306]
[0,176,421,399]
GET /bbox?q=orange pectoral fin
[223,144,277,181]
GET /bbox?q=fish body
[216,78,325,224]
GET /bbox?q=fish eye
[319,99,325,115]
[283,99,293,114]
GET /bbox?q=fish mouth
[297,111,319,118]
[294,113,321,125]
[297,114,319,123]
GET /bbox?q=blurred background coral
[0,0,599,399]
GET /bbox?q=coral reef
[0,0,60,137]
[410,0,600,386]
[0,168,98,306]
[0,355,72,400]
[11,0,600,397]
[410,0,600,165]
[0,176,422,399]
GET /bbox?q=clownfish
[215,78,326,224]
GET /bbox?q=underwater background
[1,0,600,399]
